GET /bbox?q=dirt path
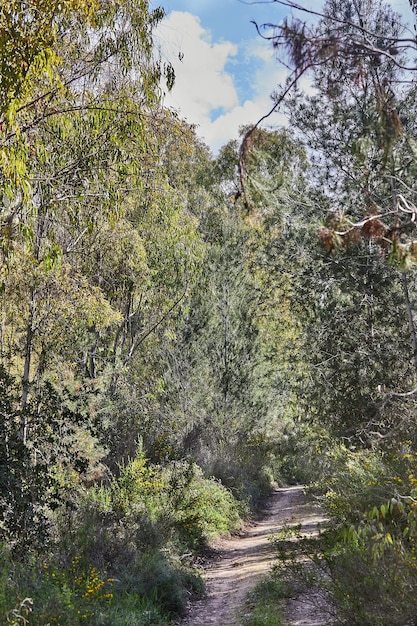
[177,485,329,626]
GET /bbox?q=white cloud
[205,46,290,151]
[155,11,290,153]
[156,12,238,140]
[156,3,417,153]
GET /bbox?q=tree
[0,366,92,552]
[132,127,311,506]
[0,0,173,118]
[0,0,95,118]
[86,113,208,467]
[0,2,177,440]
[247,0,417,261]
[241,0,417,443]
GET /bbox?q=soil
[177,485,330,626]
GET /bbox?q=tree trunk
[21,287,36,443]
[401,271,417,377]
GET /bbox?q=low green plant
[205,433,276,509]
[272,523,302,541]
[316,526,417,626]
[241,575,287,626]
[275,432,417,626]
[0,450,250,625]
[0,548,194,625]
[97,598,170,625]
[0,544,15,618]
[269,524,303,563]
[119,551,203,618]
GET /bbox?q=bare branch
[246,0,417,75]
[237,63,315,207]
[122,290,187,367]
[242,0,416,45]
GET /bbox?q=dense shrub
[205,433,277,509]
[321,534,417,626]
[119,552,203,617]
[0,452,244,625]
[173,464,243,548]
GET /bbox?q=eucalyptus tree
[0,1,175,437]
[91,113,208,467]
[252,5,417,620]
[0,1,213,547]
[142,127,313,504]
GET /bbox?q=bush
[276,431,417,625]
[205,434,276,509]
[0,369,92,555]
[0,450,248,625]
[0,547,195,625]
[172,464,243,548]
[120,552,203,618]
[317,528,417,626]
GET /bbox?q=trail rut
[177,485,329,626]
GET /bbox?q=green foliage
[0,0,316,624]
[173,464,243,548]
[0,544,17,621]
[119,552,202,618]
[295,239,416,441]
[318,528,417,625]
[2,453,242,624]
[314,443,388,523]
[0,0,171,122]
[7,0,417,623]
[0,0,96,118]
[204,435,277,509]
[0,453,245,624]
[278,429,417,625]
[241,574,287,626]
[66,456,243,561]
[0,551,171,625]
[0,367,93,553]
[271,0,417,447]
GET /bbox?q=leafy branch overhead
[0,1,175,125]
[254,0,417,71]
[239,0,417,266]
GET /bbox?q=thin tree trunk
[401,271,417,376]
[222,283,230,405]
[390,172,417,376]
[21,287,36,443]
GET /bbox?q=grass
[239,575,288,626]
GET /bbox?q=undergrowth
[240,575,287,626]
[247,427,417,626]
[0,453,245,625]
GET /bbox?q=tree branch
[122,290,187,367]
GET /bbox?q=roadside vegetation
[1,449,244,625]
[2,0,417,624]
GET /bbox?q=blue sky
[154,0,289,152]
[155,0,415,153]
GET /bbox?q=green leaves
[0,367,93,551]
[0,0,97,119]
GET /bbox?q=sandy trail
[177,485,329,626]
